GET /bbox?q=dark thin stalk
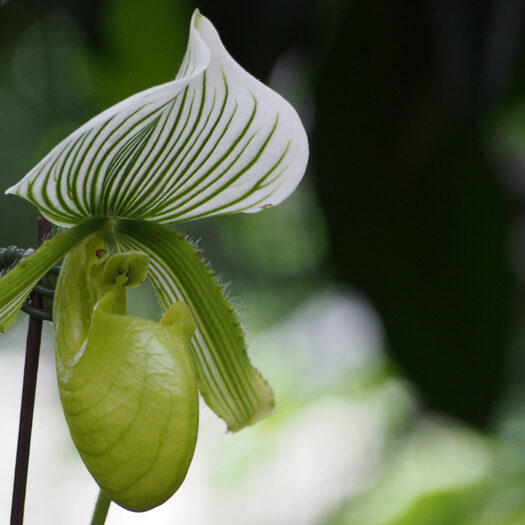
[10,217,52,525]
[90,490,111,525]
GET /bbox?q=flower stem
[10,217,52,525]
[90,490,111,525]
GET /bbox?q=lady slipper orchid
[0,9,308,512]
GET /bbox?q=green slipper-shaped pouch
[54,234,198,511]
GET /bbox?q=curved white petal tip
[8,10,308,227]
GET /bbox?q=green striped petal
[116,219,274,432]
[0,217,107,332]
[7,10,308,227]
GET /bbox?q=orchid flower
[0,9,308,512]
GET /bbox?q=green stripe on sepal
[116,219,274,432]
[7,11,308,228]
[0,217,108,332]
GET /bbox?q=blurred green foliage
[93,0,190,104]
[5,1,525,524]
[326,412,525,525]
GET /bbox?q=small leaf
[117,218,274,432]
[7,10,308,227]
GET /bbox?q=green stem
[90,490,111,525]
[10,218,51,525]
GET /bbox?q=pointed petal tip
[4,184,16,196]
[226,395,275,433]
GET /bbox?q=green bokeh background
[3,0,525,524]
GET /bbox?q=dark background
[3,1,525,521]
